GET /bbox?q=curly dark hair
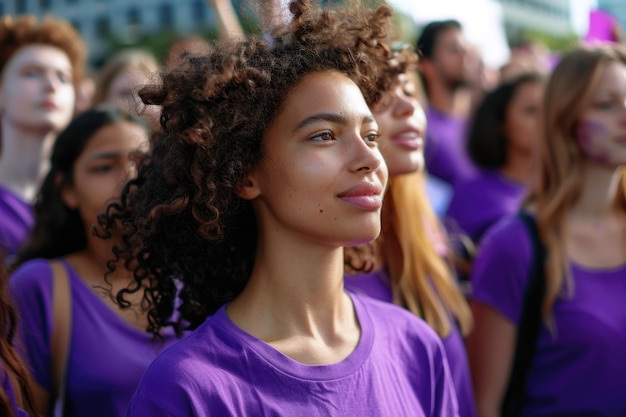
[14,105,147,268]
[98,0,399,337]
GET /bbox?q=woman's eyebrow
[294,112,375,132]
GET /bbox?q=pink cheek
[576,120,611,164]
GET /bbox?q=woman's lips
[390,131,423,150]
[337,182,384,210]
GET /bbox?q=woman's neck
[0,125,56,202]
[500,150,533,185]
[570,163,622,219]
[227,239,359,364]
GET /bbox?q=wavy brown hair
[98,0,398,337]
[527,44,626,320]
[0,255,37,417]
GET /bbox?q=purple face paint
[576,119,612,164]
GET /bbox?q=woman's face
[503,81,543,156]
[373,74,426,176]
[576,61,626,167]
[107,69,161,131]
[0,44,75,134]
[61,120,149,233]
[242,71,388,248]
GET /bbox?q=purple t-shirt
[471,216,626,416]
[1,369,28,417]
[9,258,181,417]
[424,107,477,187]
[345,270,477,417]
[127,292,459,417]
[0,184,33,258]
[445,171,526,243]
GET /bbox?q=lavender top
[445,171,526,243]
[345,270,477,417]
[1,369,28,417]
[0,184,33,258]
[424,108,477,186]
[9,258,181,417]
[471,215,626,416]
[127,292,459,417]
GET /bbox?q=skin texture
[0,44,75,134]
[373,74,427,177]
[230,71,388,365]
[576,61,626,167]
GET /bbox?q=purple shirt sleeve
[470,216,533,323]
[9,259,54,391]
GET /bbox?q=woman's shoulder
[354,293,443,348]
[470,214,536,322]
[10,258,54,291]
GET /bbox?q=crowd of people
[0,0,625,416]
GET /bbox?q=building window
[16,0,28,14]
[95,15,111,38]
[191,0,207,26]
[127,7,141,25]
[159,3,174,28]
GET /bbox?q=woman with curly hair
[10,105,178,417]
[467,44,626,416]
[0,15,86,258]
[99,1,459,415]
[344,43,476,417]
[0,254,36,417]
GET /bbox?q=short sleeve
[9,259,54,391]
[470,216,533,323]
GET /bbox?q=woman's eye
[310,131,335,142]
[23,69,40,78]
[57,73,71,84]
[363,132,381,143]
[92,165,114,174]
[593,100,616,110]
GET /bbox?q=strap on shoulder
[49,259,71,413]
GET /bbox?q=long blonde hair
[527,45,626,320]
[377,172,472,337]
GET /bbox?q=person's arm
[466,302,516,417]
[206,0,244,38]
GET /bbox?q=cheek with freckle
[576,120,612,164]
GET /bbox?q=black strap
[500,212,547,417]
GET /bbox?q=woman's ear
[236,172,261,201]
[57,173,79,209]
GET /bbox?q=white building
[1,0,219,66]
[496,0,572,37]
